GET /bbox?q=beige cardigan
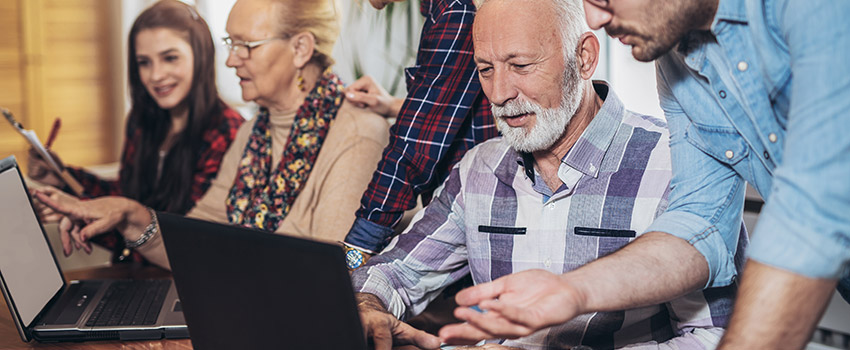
[186,100,389,243]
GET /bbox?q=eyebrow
[474,52,529,64]
[158,48,178,56]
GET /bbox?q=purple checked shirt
[353,83,745,349]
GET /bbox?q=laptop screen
[0,166,64,327]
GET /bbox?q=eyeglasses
[222,36,287,59]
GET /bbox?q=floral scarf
[225,71,344,231]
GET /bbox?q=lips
[152,84,176,97]
[501,112,533,128]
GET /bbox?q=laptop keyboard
[85,280,171,327]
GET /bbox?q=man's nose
[485,70,518,106]
[583,2,612,30]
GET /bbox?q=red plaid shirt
[66,106,243,263]
[346,0,499,252]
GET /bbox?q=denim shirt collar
[514,81,625,184]
[677,0,747,71]
[711,0,748,31]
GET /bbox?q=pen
[45,118,62,149]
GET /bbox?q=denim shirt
[648,0,850,289]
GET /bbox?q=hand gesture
[31,187,151,257]
[439,270,584,344]
[356,293,441,350]
[345,75,404,119]
[31,185,77,223]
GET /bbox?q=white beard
[491,60,584,153]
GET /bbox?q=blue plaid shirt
[353,83,744,349]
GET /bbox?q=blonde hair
[270,0,341,69]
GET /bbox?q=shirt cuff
[646,210,739,289]
[351,266,408,318]
[748,205,850,280]
[344,218,396,253]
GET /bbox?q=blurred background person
[28,0,243,264]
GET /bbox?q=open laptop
[158,212,368,350]
[0,156,187,342]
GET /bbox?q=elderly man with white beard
[350,0,742,349]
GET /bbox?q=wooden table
[0,265,192,350]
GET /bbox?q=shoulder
[220,106,245,130]
[618,111,672,172]
[622,111,668,136]
[204,105,245,142]
[332,100,391,145]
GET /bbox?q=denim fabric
[648,0,850,289]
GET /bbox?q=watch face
[345,248,364,269]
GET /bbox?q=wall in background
[0,0,123,172]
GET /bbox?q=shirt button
[737,61,749,72]
[725,150,734,159]
[719,90,727,99]
[768,133,778,143]
[763,150,770,159]
[544,259,551,268]
[547,203,556,210]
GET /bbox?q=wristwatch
[342,244,370,270]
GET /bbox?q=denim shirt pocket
[685,123,749,166]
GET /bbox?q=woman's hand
[345,75,403,119]
[27,148,65,188]
[31,185,78,223]
[32,187,152,257]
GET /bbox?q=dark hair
[122,0,223,213]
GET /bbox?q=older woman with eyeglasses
[33,0,391,269]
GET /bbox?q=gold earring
[296,69,305,91]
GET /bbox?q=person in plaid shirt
[342,0,499,260]
[27,0,243,263]
[352,0,745,348]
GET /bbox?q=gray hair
[551,0,591,61]
[478,0,590,61]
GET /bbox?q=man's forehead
[474,0,559,56]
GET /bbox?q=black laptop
[0,156,188,342]
[158,212,368,350]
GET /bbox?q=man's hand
[345,75,403,119]
[356,293,441,350]
[439,269,584,344]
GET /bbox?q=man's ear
[291,32,316,68]
[576,32,600,80]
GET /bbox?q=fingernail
[347,93,355,98]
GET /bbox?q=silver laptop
[0,155,187,342]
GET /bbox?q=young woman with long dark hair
[28,0,243,262]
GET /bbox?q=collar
[710,0,748,32]
[515,81,626,182]
[677,0,746,65]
